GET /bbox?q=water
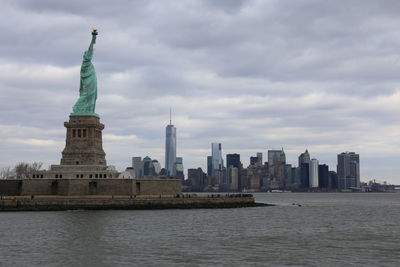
[1,193,399,267]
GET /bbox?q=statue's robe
[72,48,97,116]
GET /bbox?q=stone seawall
[0,178,181,196]
[0,195,271,211]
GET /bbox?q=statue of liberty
[71,29,99,117]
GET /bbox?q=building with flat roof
[268,149,286,189]
[337,152,360,189]
[226,153,241,169]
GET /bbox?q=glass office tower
[212,143,223,171]
[211,143,223,184]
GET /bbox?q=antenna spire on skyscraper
[169,108,172,125]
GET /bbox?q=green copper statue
[71,29,99,117]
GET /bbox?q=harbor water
[1,193,399,266]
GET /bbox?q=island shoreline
[0,195,273,211]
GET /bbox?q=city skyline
[1,1,400,183]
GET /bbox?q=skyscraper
[188,168,207,191]
[298,149,310,166]
[256,152,263,166]
[207,156,212,176]
[250,156,259,166]
[337,152,360,189]
[174,157,184,180]
[300,163,309,188]
[309,158,319,188]
[250,152,263,166]
[329,171,338,189]
[227,167,239,191]
[142,156,153,176]
[268,149,286,188]
[299,149,311,188]
[132,156,142,178]
[211,143,223,184]
[318,164,329,188]
[211,143,223,171]
[165,111,176,177]
[226,153,241,168]
[284,164,294,186]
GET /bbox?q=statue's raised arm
[71,29,99,117]
[88,29,97,52]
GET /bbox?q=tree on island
[0,162,43,179]
[0,166,15,179]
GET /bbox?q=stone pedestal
[61,116,106,166]
[32,115,119,179]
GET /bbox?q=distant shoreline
[185,190,399,193]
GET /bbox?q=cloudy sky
[1,0,400,183]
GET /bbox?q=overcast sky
[1,0,400,183]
